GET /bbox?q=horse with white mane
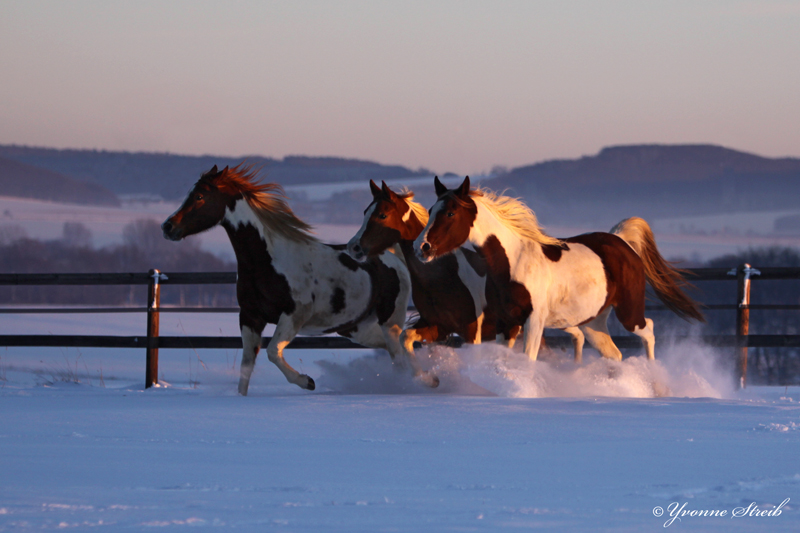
[162,164,438,395]
[415,176,704,362]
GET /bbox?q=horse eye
[378,213,387,220]
[446,212,454,218]
[194,194,204,201]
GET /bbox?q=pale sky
[1,0,799,175]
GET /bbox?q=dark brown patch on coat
[564,232,647,332]
[337,253,360,271]
[322,255,402,334]
[460,247,488,277]
[222,221,296,334]
[330,288,346,314]
[399,241,497,343]
[542,242,569,262]
[475,235,533,330]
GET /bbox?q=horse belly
[543,247,608,328]
[278,249,374,331]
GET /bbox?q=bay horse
[346,180,520,353]
[162,164,438,395]
[414,176,704,362]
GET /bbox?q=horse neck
[395,209,426,262]
[222,198,306,265]
[471,202,530,259]
[399,208,426,242]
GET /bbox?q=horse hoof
[417,372,439,388]
[305,376,316,391]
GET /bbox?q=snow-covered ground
[1,312,798,531]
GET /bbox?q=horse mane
[207,164,318,244]
[470,188,563,247]
[395,187,429,225]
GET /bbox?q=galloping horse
[415,176,704,362]
[346,180,520,353]
[162,165,438,395]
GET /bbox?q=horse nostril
[353,244,362,253]
[421,242,431,253]
[162,221,173,234]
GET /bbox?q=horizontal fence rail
[3,265,800,388]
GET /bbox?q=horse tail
[611,217,705,322]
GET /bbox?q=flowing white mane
[397,187,430,225]
[470,189,563,247]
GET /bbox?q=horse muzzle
[346,241,368,262]
[161,220,183,241]
[416,241,436,262]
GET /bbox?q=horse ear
[369,179,381,198]
[381,181,397,199]
[222,166,229,173]
[434,176,447,197]
[457,176,471,196]
[210,165,218,174]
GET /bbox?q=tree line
[1,222,798,384]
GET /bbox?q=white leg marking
[400,327,424,359]
[238,325,263,396]
[472,312,484,344]
[563,326,585,364]
[523,314,545,361]
[633,317,656,360]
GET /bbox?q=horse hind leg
[632,317,655,360]
[563,326,585,364]
[579,307,622,361]
[359,322,439,387]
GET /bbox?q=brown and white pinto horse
[346,180,520,353]
[415,176,704,362]
[162,165,438,395]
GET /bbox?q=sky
[1,0,799,175]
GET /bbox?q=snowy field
[1,313,799,531]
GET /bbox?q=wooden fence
[2,265,800,389]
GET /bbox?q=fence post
[145,269,166,388]
[733,263,760,389]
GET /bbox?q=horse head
[347,180,426,260]
[162,165,238,241]
[415,176,477,262]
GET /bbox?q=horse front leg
[238,325,263,396]
[523,314,546,361]
[384,323,439,388]
[267,313,316,391]
[400,319,439,356]
[465,312,484,344]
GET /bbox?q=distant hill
[484,144,800,227]
[0,156,120,206]
[0,145,428,201]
